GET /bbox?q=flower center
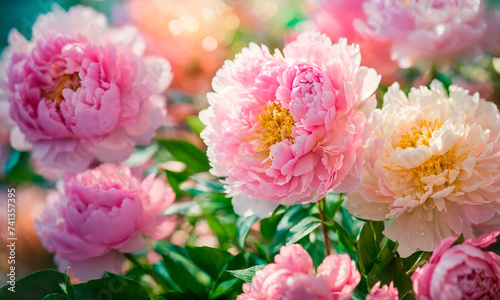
[255,102,295,152]
[396,119,443,149]
[387,119,463,194]
[43,73,81,109]
[406,152,456,191]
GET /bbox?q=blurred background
[0,0,310,283]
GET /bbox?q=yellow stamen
[254,102,295,152]
[386,119,470,194]
[396,119,443,149]
[43,73,80,110]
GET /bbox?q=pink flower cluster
[201,30,379,217]
[35,164,176,281]
[237,244,360,300]
[412,232,500,299]
[1,6,172,172]
[357,0,500,67]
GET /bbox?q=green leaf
[4,151,45,184]
[161,291,199,300]
[286,219,321,244]
[162,252,208,298]
[237,215,260,248]
[436,72,452,93]
[402,251,431,275]
[63,270,73,300]
[357,221,385,276]
[451,233,465,246]
[227,265,266,283]
[324,193,343,220]
[214,253,248,284]
[402,291,417,300]
[124,144,159,167]
[186,116,206,136]
[260,213,284,242]
[253,242,271,263]
[340,205,362,238]
[158,139,210,174]
[209,278,242,299]
[162,201,202,217]
[325,221,357,253]
[165,170,189,198]
[271,205,311,254]
[0,270,66,300]
[367,254,413,299]
[186,245,233,280]
[41,293,68,300]
[205,213,237,248]
[5,150,21,174]
[72,272,150,300]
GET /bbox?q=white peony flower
[346,80,500,256]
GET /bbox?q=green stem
[429,63,438,84]
[318,198,331,256]
[405,252,430,276]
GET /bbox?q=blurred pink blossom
[237,244,360,300]
[310,0,399,85]
[1,6,172,172]
[412,232,500,299]
[452,76,494,101]
[358,0,499,67]
[35,164,177,281]
[200,30,379,218]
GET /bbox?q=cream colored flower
[346,80,500,256]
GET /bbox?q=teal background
[0,0,121,50]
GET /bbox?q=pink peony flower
[412,232,500,300]
[310,0,399,85]
[200,30,380,217]
[237,244,360,300]
[346,80,500,257]
[1,6,172,172]
[366,282,399,300]
[35,164,177,281]
[358,0,496,67]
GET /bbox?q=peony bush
[1,1,500,300]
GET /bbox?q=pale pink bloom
[317,254,362,300]
[310,0,399,84]
[452,76,494,101]
[193,220,219,248]
[358,0,496,67]
[366,282,398,300]
[1,5,172,172]
[200,30,380,217]
[412,232,500,300]
[35,164,176,281]
[346,80,500,256]
[237,244,360,300]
